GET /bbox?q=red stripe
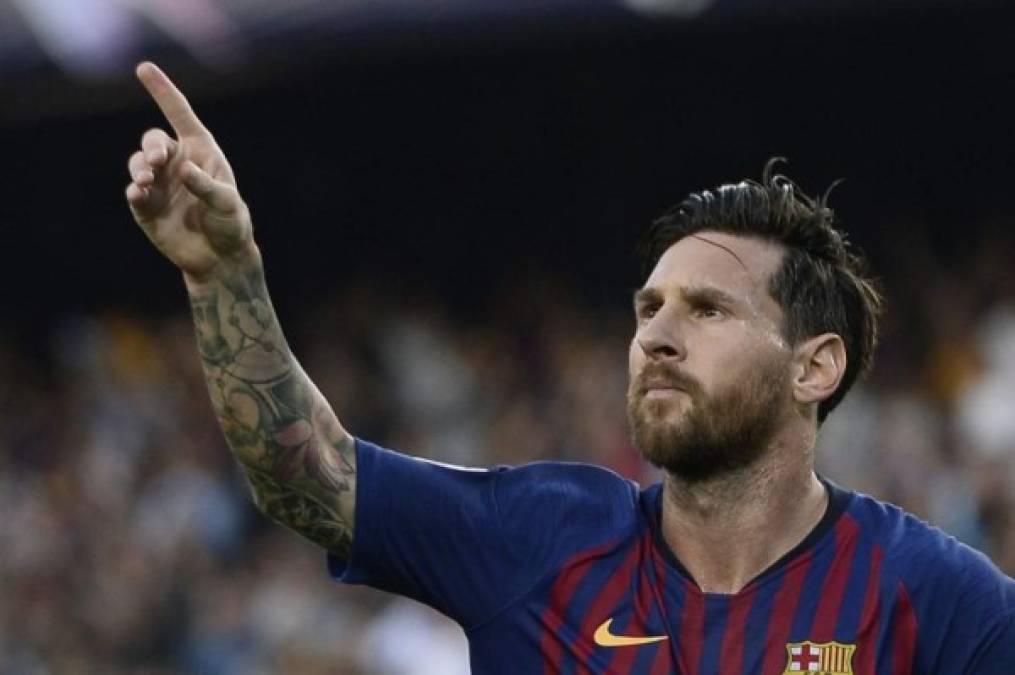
[718,585,758,673]
[649,549,672,675]
[891,583,918,675]
[606,532,657,673]
[571,541,643,675]
[677,580,706,673]
[761,551,815,674]
[854,545,884,675]
[539,539,619,675]
[810,515,861,640]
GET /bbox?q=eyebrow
[682,285,740,307]
[632,285,741,310]
[632,287,663,310]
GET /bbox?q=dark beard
[626,358,787,483]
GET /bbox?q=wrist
[182,242,263,293]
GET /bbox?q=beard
[626,356,789,483]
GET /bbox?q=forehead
[645,231,785,311]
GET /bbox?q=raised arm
[124,62,356,557]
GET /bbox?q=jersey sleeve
[327,438,640,629]
[952,552,1015,675]
[965,612,1015,674]
[907,535,1015,673]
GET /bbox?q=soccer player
[125,61,1014,674]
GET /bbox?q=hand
[125,62,257,283]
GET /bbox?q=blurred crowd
[1,226,1013,674]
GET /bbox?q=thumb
[181,161,239,213]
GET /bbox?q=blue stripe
[657,568,690,665]
[643,549,679,670]
[630,603,669,674]
[557,553,625,674]
[875,585,899,674]
[833,533,872,641]
[698,595,730,673]
[630,644,666,674]
[789,526,839,640]
[740,566,786,674]
[657,572,690,645]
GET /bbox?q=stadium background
[1,0,1013,672]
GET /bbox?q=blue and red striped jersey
[329,439,1015,674]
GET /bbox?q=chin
[642,397,691,425]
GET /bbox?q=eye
[636,302,661,322]
[693,304,725,320]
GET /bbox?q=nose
[636,313,686,362]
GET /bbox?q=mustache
[631,363,703,397]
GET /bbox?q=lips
[643,387,684,403]
[634,363,698,399]
[640,378,685,394]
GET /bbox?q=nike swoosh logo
[593,618,669,647]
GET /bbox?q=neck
[659,421,828,594]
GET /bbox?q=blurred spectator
[0,224,1012,673]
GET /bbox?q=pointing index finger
[136,61,207,137]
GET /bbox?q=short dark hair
[640,158,882,423]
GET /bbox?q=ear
[791,333,847,408]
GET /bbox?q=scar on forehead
[688,233,750,273]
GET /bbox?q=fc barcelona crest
[782,641,855,674]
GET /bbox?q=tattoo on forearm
[247,469,353,555]
[188,265,356,556]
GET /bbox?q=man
[125,61,1013,674]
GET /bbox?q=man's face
[627,231,795,482]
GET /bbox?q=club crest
[782,640,855,674]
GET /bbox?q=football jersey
[329,439,1015,674]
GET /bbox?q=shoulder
[847,490,1008,580]
[492,460,640,503]
[492,460,641,524]
[353,438,640,528]
[846,490,1014,621]
[491,460,644,561]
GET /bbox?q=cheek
[712,343,790,395]
[747,318,792,354]
[695,337,761,388]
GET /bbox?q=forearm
[184,253,356,556]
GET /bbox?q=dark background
[3,1,1013,327]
